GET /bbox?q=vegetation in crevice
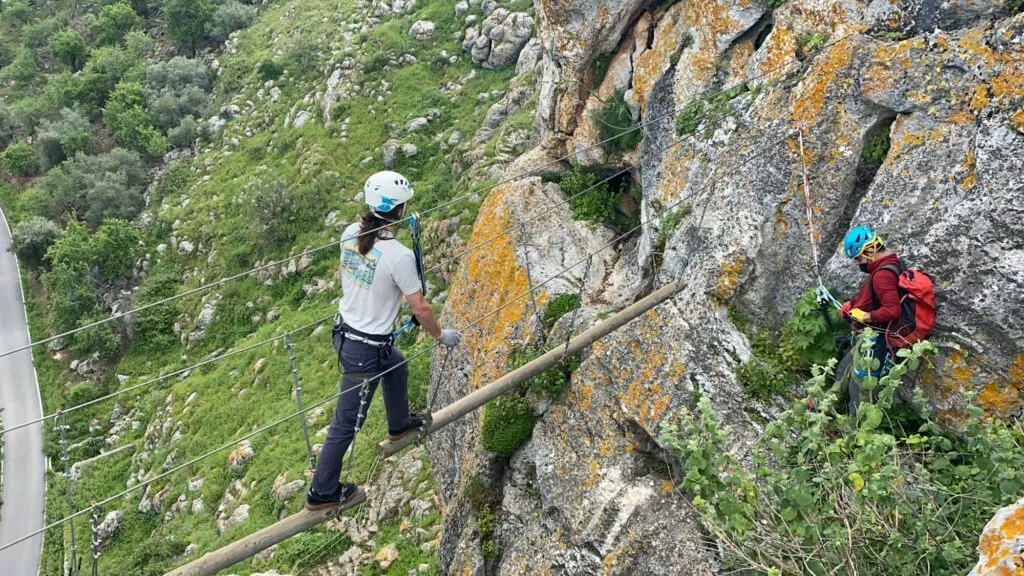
[560,165,641,232]
[541,292,581,330]
[797,31,829,58]
[675,84,750,137]
[651,202,690,269]
[591,53,613,88]
[464,476,498,560]
[592,89,641,155]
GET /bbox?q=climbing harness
[393,213,427,339]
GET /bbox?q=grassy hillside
[1,0,536,572]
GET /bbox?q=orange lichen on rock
[957,26,1024,103]
[977,381,1022,418]
[632,2,685,109]
[1010,111,1024,133]
[888,115,948,159]
[976,353,1024,419]
[682,0,737,45]
[970,85,992,113]
[759,25,797,82]
[790,38,855,128]
[971,496,1024,576]
[714,257,746,300]
[446,183,537,390]
[960,151,978,191]
[595,309,682,431]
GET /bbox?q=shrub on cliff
[481,394,533,456]
[661,339,1024,575]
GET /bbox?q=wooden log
[377,281,682,458]
[164,489,366,576]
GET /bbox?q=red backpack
[875,263,936,348]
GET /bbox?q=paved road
[0,208,45,576]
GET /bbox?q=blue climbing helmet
[843,225,880,259]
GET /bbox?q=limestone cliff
[430,0,1024,573]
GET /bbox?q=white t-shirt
[337,223,422,335]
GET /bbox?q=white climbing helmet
[364,170,414,218]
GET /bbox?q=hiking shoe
[387,413,426,442]
[305,482,359,511]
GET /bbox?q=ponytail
[356,205,404,255]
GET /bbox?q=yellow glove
[849,308,870,323]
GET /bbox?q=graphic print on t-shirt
[341,241,380,289]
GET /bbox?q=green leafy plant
[542,293,580,328]
[464,476,497,559]
[591,53,612,87]
[0,104,18,148]
[778,289,847,369]
[875,31,908,41]
[764,0,788,9]
[254,59,282,81]
[861,121,892,168]
[164,0,215,55]
[797,31,829,56]
[49,29,87,71]
[561,166,616,223]
[102,81,168,158]
[1,48,37,86]
[1006,0,1023,15]
[662,339,1024,575]
[36,108,96,169]
[736,289,848,399]
[480,394,534,456]
[507,344,578,400]
[652,203,691,268]
[91,1,142,46]
[210,0,257,42]
[2,141,40,176]
[593,89,641,154]
[675,85,748,137]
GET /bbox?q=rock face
[969,496,1024,576]
[431,1,1024,574]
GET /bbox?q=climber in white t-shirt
[307,171,461,510]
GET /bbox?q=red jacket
[849,253,901,328]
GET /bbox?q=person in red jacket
[836,225,901,417]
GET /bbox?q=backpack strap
[869,262,903,309]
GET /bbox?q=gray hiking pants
[311,339,410,495]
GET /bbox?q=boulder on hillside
[409,20,435,41]
[216,504,250,535]
[227,440,254,470]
